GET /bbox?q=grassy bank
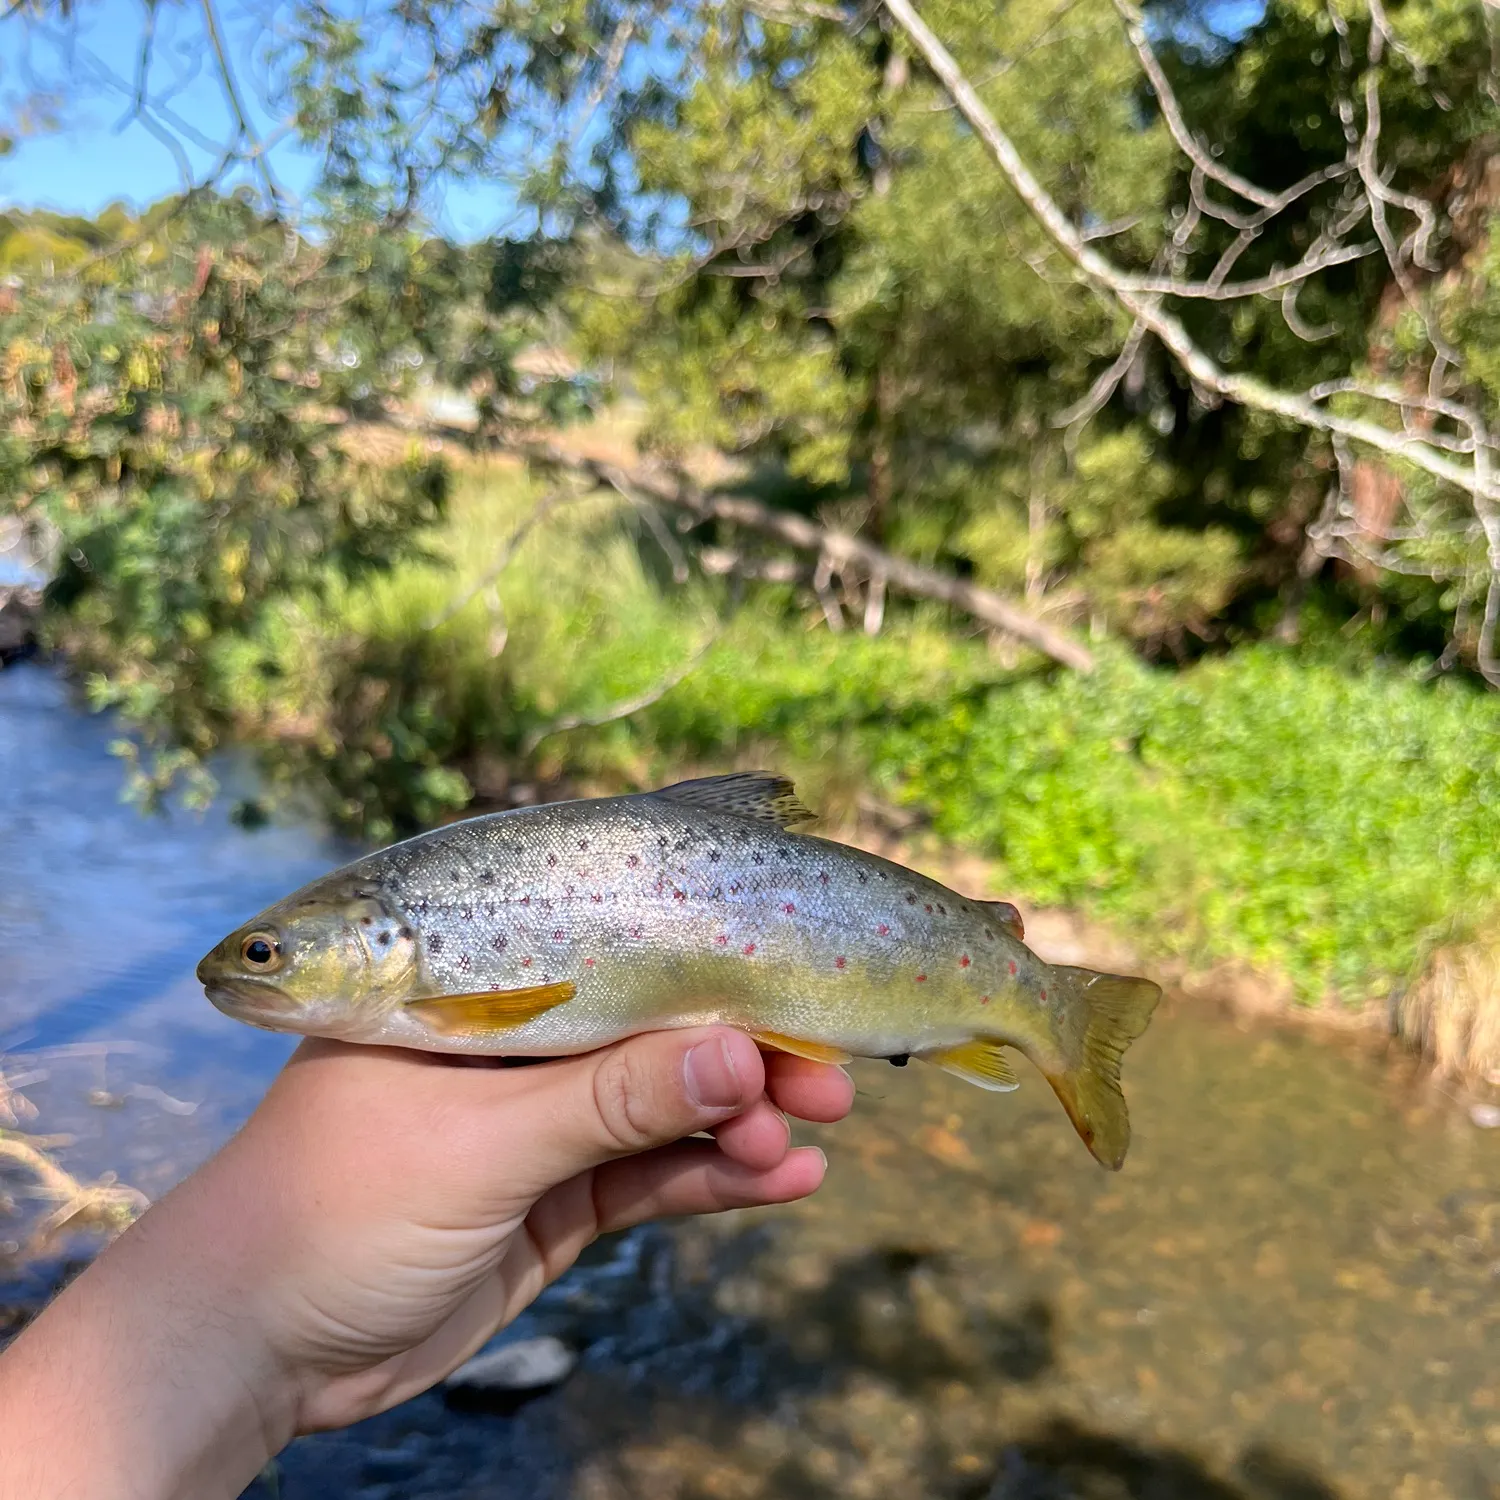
[111,451,1500,1061]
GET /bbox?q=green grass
[242,454,1500,1007]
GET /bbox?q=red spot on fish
[835,956,846,970]
[626,854,640,868]
[521,957,533,967]
[585,957,596,967]
[520,895,531,906]
[959,955,971,968]
[674,888,686,901]
[743,943,756,955]
[819,871,830,885]
[916,973,927,983]
[630,925,643,939]
[715,934,728,945]
[591,892,603,903]
[877,923,890,936]
[924,903,933,913]
[1040,987,1048,1001]
[784,902,796,914]
[981,995,991,1006]
[729,882,742,895]
[1008,960,1018,975]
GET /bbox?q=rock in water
[443,1335,577,1393]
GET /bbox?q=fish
[197,773,1161,1168]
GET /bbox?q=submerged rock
[443,1335,577,1394]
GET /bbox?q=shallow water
[0,663,1496,1499]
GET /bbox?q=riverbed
[1,662,1496,1500]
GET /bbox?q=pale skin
[0,1026,854,1500]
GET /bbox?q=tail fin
[1043,966,1161,1171]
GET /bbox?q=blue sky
[0,0,521,237]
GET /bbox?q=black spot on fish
[626,854,640,868]
[906,893,917,905]
[461,907,473,922]
[399,927,413,940]
[360,915,373,926]
[547,853,558,867]
[578,839,589,850]
[428,934,444,954]
[936,903,946,916]
[888,1053,910,1068]
[753,852,765,865]
[450,870,462,882]
[709,849,721,862]
[458,953,472,974]
[377,932,391,947]
[492,934,508,953]
[479,870,495,884]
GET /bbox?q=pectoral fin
[407,980,576,1037]
[749,1031,853,1065]
[921,1039,1021,1092]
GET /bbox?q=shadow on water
[249,1230,1347,1500]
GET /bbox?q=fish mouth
[201,975,303,1031]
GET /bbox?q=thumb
[488,1026,767,1195]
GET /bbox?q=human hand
[0,1028,853,1500]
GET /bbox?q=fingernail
[685,1036,743,1109]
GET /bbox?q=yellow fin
[981,900,1025,941]
[650,773,815,828]
[1043,968,1162,1171]
[407,980,576,1037]
[749,1030,852,1065]
[921,1039,1021,1092]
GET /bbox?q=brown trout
[197,774,1160,1168]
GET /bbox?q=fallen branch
[518,441,1097,671]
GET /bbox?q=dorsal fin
[982,900,1025,941]
[648,773,815,828]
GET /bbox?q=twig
[198,0,282,209]
[521,629,723,754]
[426,488,582,631]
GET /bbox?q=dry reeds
[1394,934,1500,1088]
[0,1062,148,1262]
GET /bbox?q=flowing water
[0,662,1496,1500]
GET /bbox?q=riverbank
[26,439,1500,1086]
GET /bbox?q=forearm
[0,1180,296,1500]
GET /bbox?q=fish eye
[240,932,282,971]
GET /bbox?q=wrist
[0,1172,298,1500]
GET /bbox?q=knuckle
[591,1046,668,1153]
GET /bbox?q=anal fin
[407,980,576,1038]
[749,1030,852,1065]
[921,1039,1020,1092]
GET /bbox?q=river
[1,661,1497,1500]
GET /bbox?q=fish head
[196,882,420,1038]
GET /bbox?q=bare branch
[1110,0,1284,210]
[1054,317,1148,433]
[1115,241,1375,298]
[879,0,1500,505]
